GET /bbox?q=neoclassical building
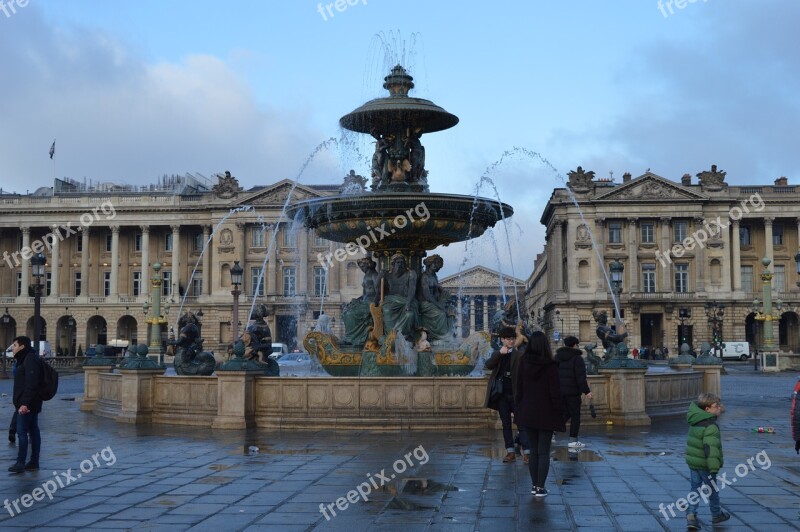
[440,266,526,338]
[527,167,800,358]
[0,173,364,354]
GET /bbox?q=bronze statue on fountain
[172,312,217,376]
[242,304,280,376]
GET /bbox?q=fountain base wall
[83,365,717,430]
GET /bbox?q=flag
[49,140,55,159]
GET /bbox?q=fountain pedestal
[598,367,651,426]
[116,368,165,424]
[81,363,116,412]
[212,370,262,429]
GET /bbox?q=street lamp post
[704,302,724,358]
[144,262,168,365]
[31,252,47,355]
[609,258,624,328]
[679,307,690,349]
[230,261,243,343]
[554,309,564,344]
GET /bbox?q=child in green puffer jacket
[685,392,730,529]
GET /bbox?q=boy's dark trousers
[562,395,582,438]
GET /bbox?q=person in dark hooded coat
[555,336,592,448]
[515,331,565,497]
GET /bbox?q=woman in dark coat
[515,331,565,497]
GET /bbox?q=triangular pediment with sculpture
[234,180,325,207]
[440,265,525,290]
[593,173,708,202]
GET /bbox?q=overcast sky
[1,0,797,280]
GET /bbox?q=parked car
[5,340,52,359]
[277,352,313,374]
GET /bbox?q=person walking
[8,336,42,473]
[685,392,730,529]
[555,336,593,449]
[514,331,565,497]
[484,326,529,463]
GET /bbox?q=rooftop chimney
[681,173,692,186]
[774,176,788,186]
[622,172,632,183]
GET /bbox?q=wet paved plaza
[0,364,798,531]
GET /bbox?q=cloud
[0,8,337,193]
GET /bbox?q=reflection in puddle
[551,448,603,462]
[388,478,460,511]
[605,450,671,457]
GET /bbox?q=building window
[608,222,622,244]
[773,265,785,293]
[674,221,687,243]
[134,233,142,252]
[282,227,297,248]
[44,272,52,296]
[741,265,753,293]
[674,264,689,293]
[194,233,204,251]
[283,266,296,296]
[250,267,265,296]
[103,272,111,296]
[772,224,783,245]
[251,228,265,248]
[133,271,141,296]
[642,264,656,293]
[77,237,83,253]
[640,222,655,243]
[74,272,81,297]
[313,234,327,247]
[739,226,751,246]
[105,233,112,252]
[313,266,327,297]
[165,233,173,251]
[16,272,21,296]
[191,278,202,297]
[162,271,172,297]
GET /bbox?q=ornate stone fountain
[289,65,512,376]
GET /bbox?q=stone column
[298,228,308,295]
[553,220,564,293]
[660,218,671,291]
[20,227,30,298]
[763,217,774,266]
[81,227,90,300]
[731,220,741,292]
[116,368,165,424]
[627,218,638,292]
[456,297,463,337]
[202,225,211,296]
[267,226,277,294]
[212,370,260,429]
[50,224,60,298]
[326,241,338,292]
[140,226,150,295]
[693,217,705,293]
[597,367,651,426]
[171,224,181,298]
[796,217,800,250]
[110,225,120,299]
[594,218,605,294]
[482,297,489,332]
[469,297,476,334]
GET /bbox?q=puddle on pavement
[209,463,234,471]
[387,478,459,511]
[197,476,236,484]
[551,448,603,462]
[605,450,671,457]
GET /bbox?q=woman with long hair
[514,331,565,497]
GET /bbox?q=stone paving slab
[0,365,798,530]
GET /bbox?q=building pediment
[440,266,524,289]
[593,173,708,202]
[234,180,325,206]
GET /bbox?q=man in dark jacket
[9,336,42,473]
[484,327,529,463]
[555,336,592,449]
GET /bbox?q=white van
[268,343,289,360]
[721,342,750,361]
[5,341,53,359]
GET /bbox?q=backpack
[39,359,59,401]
